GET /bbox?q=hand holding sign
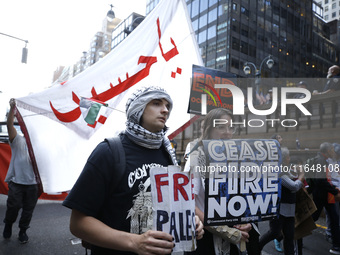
[150,166,197,252]
[203,139,282,226]
[133,230,174,254]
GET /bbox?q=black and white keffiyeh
[126,86,173,124]
[125,86,177,165]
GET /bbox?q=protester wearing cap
[63,86,204,254]
[293,81,308,99]
[313,65,340,95]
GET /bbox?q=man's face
[327,66,337,78]
[276,135,283,145]
[140,98,170,133]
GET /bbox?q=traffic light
[21,46,28,64]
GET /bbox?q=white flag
[16,0,203,193]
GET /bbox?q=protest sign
[150,166,196,252]
[201,139,282,226]
[294,188,317,239]
[187,65,236,115]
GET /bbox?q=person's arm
[281,174,303,192]
[70,209,175,254]
[7,98,17,143]
[194,215,204,240]
[313,89,334,95]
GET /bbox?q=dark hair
[320,142,333,154]
[271,134,280,140]
[290,156,303,165]
[201,108,233,140]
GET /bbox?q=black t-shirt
[63,134,172,255]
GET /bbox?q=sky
[0,0,146,121]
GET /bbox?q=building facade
[317,0,340,22]
[147,0,339,80]
[111,13,145,50]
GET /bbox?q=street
[0,195,83,255]
[0,194,334,255]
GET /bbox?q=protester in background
[311,142,340,254]
[293,81,308,99]
[183,117,204,161]
[266,89,273,104]
[313,65,340,95]
[259,147,305,255]
[325,143,340,245]
[3,98,39,244]
[271,134,283,146]
[270,133,284,251]
[289,156,307,255]
[185,108,252,255]
[63,87,204,255]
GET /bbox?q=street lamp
[0,32,29,64]
[243,55,274,77]
[107,4,115,22]
[243,55,274,104]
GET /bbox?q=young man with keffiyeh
[63,87,204,255]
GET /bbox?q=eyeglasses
[214,125,238,134]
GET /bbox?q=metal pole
[0,32,29,63]
[0,32,28,43]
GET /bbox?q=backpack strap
[82,135,126,252]
[104,134,126,195]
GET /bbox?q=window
[231,58,239,69]
[325,14,329,20]
[192,19,198,31]
[217,38,226,52]
[199,14,207,28]
[232,37,240,51]
[332,3,336,8]
[332,11,336,17]
[206,59,216,68]
[207,41,216,55]
[217,21,227,34]
[192,0,199,17]
[216,55,226,70]
[325,6,329,11]
[209,0,218,7]
[241,24,249,37]
[325,0,329,3]
[241,6,249,17]
[208,8,217,23]
[233,3,237,11]
[240,40,248,54]
[198,30,206,44]
[200,0,208,12]
[218,4,227,16]
[207,25,216,40]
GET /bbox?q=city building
[147,0,339,80]
[111,12,145,50]
[317,0,340,22]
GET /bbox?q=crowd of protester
[2,65,340,255]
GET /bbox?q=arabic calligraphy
[50,17,180,127]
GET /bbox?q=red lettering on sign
[155,173,169,203]
[173,174,189,201]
